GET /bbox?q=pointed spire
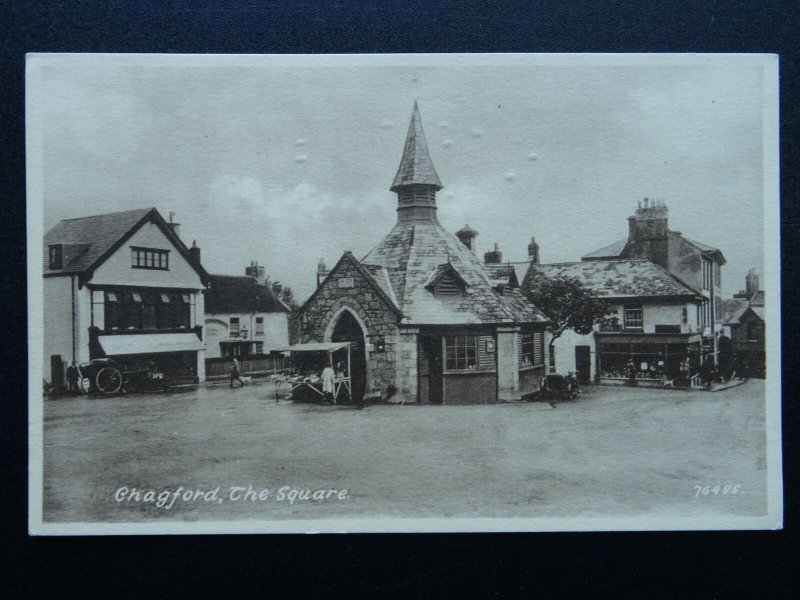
[390,100,443,192]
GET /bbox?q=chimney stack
[189,240,201,265]
[745,268,759,297]
[456,224,479,252]
[528,235,540,265]
[484,243,503,264]
[317,258,330,287]
[245,260,266,285]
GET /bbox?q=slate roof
[390,100,443,191]
[581,238,629,261]
[361,222,548,325]
[205,275,291,314]
[44,208,153,274]
[722,298,749,324]
[682,236,726,264]
[43,207,209,284]
[483,263,520,288]
[524,259,703,299]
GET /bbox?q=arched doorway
[330,310,367,403]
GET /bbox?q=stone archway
[327,307,368,403]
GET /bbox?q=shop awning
[98,333,204,356]
[595,333,703,345]
[272,342,351,353]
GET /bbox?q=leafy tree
[264,276,300,311]
[525,274,617,350]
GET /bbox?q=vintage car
[538,373,580,401]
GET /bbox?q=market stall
[271,342,352,404]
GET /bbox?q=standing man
[321,363,335,404]
[65,361,79,395]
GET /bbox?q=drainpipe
[71,276,77,363]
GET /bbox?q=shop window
[255,317,264,335]
[444,335,478,372]
[519,330,544,367]
[131,247,170,270]
[624,307,643,329]
[230,317,240,337]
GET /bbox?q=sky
[30,54,774,301]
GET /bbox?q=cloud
[294,154,307,163]
[442,139,453,148]
[504,172,515,181]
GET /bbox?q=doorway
[418,335,443,404]
[575,346,591,384]
[331,310,367,403]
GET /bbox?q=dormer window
[426,263,468,297]
[434,274,463,297]
[48,244,63,270]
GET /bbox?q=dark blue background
[2,1,798,596]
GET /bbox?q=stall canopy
[98,333,204,356]
[272,342,351,353]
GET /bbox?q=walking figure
[230,357,244,388]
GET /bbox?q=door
[575,346,591,384]
[50,354,65,394]
[419,336,443,404]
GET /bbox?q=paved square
[42,380,767,523]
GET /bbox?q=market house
[294,102,549,404]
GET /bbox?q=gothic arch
[322,300,372,342]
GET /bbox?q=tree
[525,274,617,350]
[264,276,300,312]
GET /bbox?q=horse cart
[78,358,169,395]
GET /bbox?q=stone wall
[298,253,400,395]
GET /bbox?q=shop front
[596,332,703,387]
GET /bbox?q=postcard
[27,53,781,534]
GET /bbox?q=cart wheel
[96,367,123,394]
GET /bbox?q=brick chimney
[456,224,479,252]
[188,240,201,265]
[484,243,503,264]
[527,235,540,265]
[627,197,670,269]
[745,268,759,297]
[245,260,266,285]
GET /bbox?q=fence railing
[205,355,288,377]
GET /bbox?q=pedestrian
[65,361,79,394]
[321,363,335,404]
[230,357,243,388]
[626,358,637,387]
